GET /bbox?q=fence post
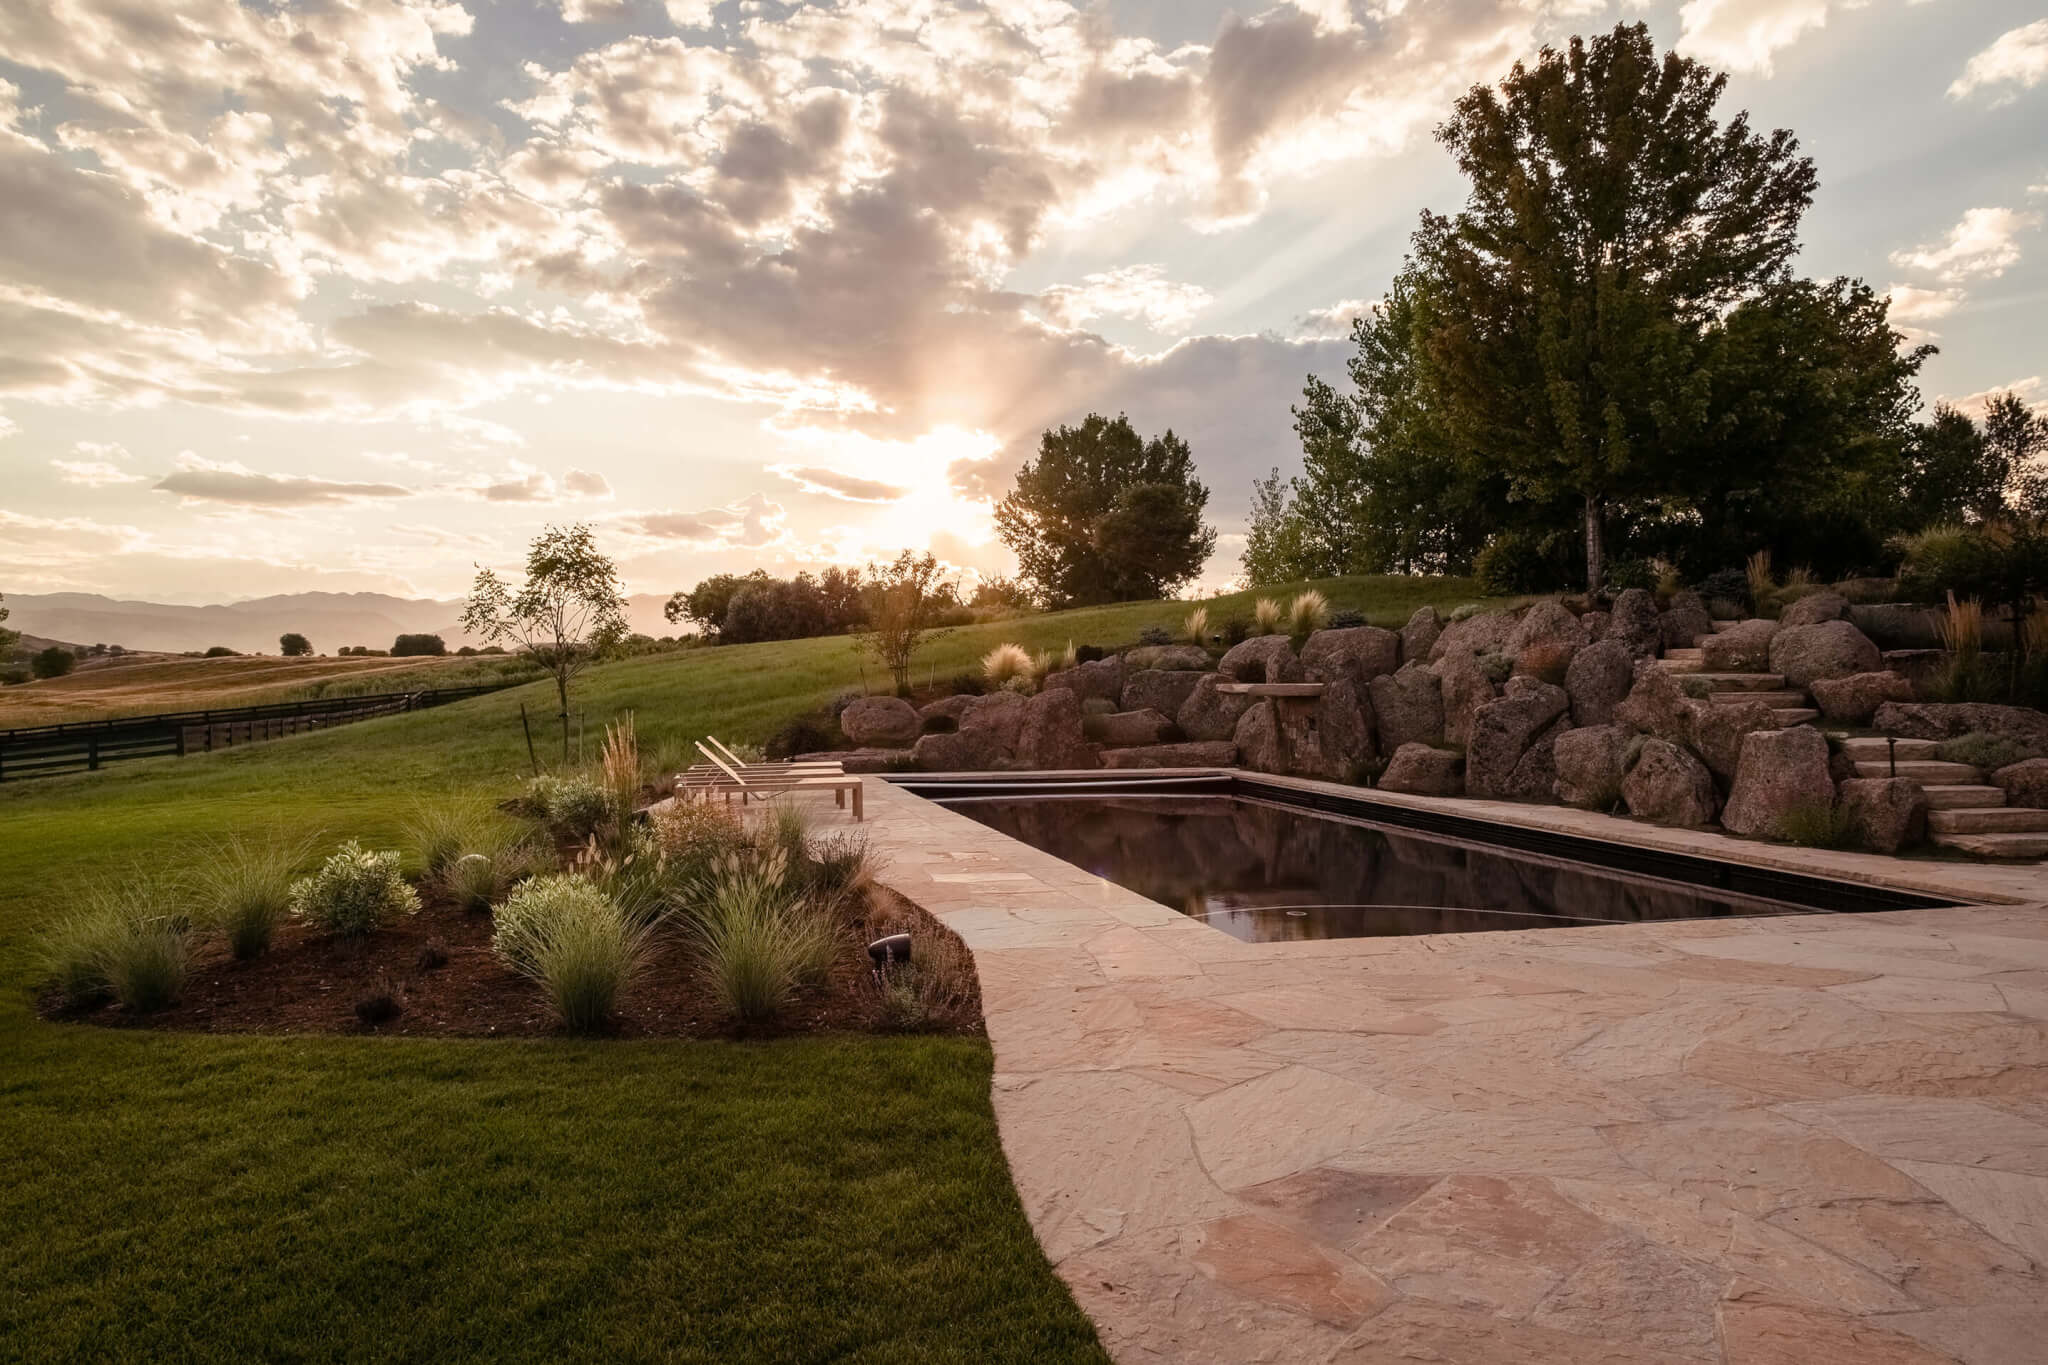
[88,737,100,771]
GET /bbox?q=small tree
[279,632,313,657]
[0,594,17,661]
[461,524,627,760]
[391,633,447,657]
[31,646,75,679]
[859,551,954,696]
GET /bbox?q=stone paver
[850,775,2048,1364]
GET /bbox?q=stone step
[1665,647,1704,658]
[1771,708,1820,727]
[1838,736,1940,761]
[1856,759,1982,782]
[1931,831,2048,859]
[1661,657,1707,674]
[1923,785,2007,810]
[1710,689,1807,708]
[1709,620,1748,634]
[1928,807,2048,835]
[1693,672,1788,691]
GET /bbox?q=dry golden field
[0,653,497,728]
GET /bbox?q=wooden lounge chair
[685,741,864,821]
[705,735,842,772]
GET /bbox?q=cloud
[563,468,613,497]
[51,459,147,488]
[1293,298,1377,340]
[619,492,786,547]
[1949,20,2048,101]
[1890,207,2041,281]
[1940,376,2044,420]
[1036,266,1213,336]
[154,454,414,508]
[1675,0,1835,76]
[770,466,912,503]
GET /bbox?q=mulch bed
[42,887,983,1041]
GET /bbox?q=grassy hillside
[0,575,1492,1362]
[0,652,536,728]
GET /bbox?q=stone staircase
[1835,737,2048,858]
[1662,623,1817,726]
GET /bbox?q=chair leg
[851,784,863,822]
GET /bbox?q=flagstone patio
[856,774,2048,1364]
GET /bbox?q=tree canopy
[462,524,626,759]
[278,632,312,657]
[995,413,1215,608]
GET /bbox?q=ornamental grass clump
[490,875,644,1032]
[1288,589,1330,637]
[39,881,189,1013]
[981,642,1032,689]
[689,848,840,1030]
[1253,597,1283,635]
[405,800,538,913]
[194,832,314,959]
[1778,798,1862,851]
[598,712,641,840]
[289,840,418,938]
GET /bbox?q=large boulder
[1178,672,1256,741]
[1233,704,1288,775]
[1300,626,1400,686]
[1102,741,1238,769]
[1040,656,1125,702]
[1378,743,1463,797]
[1087,708,1174,748]
[1659,592,1714,651]
[1400,606,1443,663]
[1873,703,2048,758]
[1369,661,1446,750]
[1554,725,1628,809]
[1503,715,1571,803]
[1563,638,1633,728]
[1429,608,1517,662]
[1466,679,1569,800]
[1122,644,1211,672]
[1769,620,1883,688]
[1623,738,1719,827]
[1609,588,1662,658]
[1808,671,1916,725]
[1992,759,2048,809]
[1780,591,1850,628]
[1317,675,1377,773]
[1580,610,1611,643]
[918,694,980,732]
[912,690,1029,770]
[1434,648,1498,748]
[1838,778,1928,853]
[1700,618,1777,672]
[1690,697,1774,789]
[1019,689,1100,769]
[1613,658,1700,747]
[839,695,921,747]
[1722,727,1835,838]
[1507,600,1587,658]
[1218,636,1305,685]
[1120,668,1204,718]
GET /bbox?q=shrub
[1288,589,1330,637]
[526,775,610,841]
[871,931,975,1032]
[1220,616,1251,646]
[31,646,76,679]
[390,633,447,657]
[1477,651,1513,684]
[406,801,536,913]
[355,976,404,1026]
[201,645,237,659]
[1448,602,1486,622]
[766,716,836,760]
[1253,597,1283,635]
[1074,645,1106,664]
[1651,558,1683,601]
[1136,625,1172,647]
[1778,798,1862,850]
[796,830,880,911]
[1935,732,2036,770]
[1182,607,1208,644]
[1328,609,1366,630]
[490,875,644,1032]
[195,832,313,959]
[1603,559,1654,592]
[289,841,418,937]
[1695,567,1751,613]
[982,642,1032,689]
[1475,532,1558,595]
[946,671,985,696]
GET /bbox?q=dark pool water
[944,795,1820,942]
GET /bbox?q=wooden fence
[0,684,516,783]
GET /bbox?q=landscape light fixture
[867,933,911,968]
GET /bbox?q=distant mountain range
[3,591,681,656]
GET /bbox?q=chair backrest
[695,740,749,787]
[704,735,748,768]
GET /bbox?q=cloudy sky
[1,0,2043,606]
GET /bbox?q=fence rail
[0,683,518,783]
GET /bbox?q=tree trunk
[1583,495,1605,595]
[555,670,571,763]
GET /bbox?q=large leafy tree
[462,524,627,761]
[995,413,1215,607]
[1415,22,1817,591]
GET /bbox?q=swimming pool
[900,775,1956,943]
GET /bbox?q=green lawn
[0,575,1490,1362]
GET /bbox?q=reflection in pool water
[943,795,1818,942]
